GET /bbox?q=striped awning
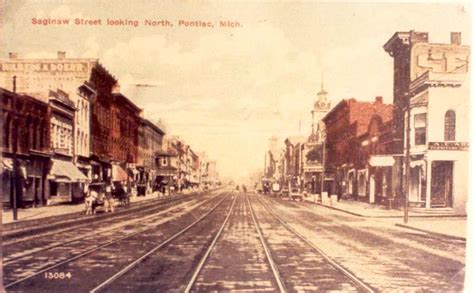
[49,159,89,182]
[112,165,128,182]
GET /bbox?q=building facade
[283,136,305,191]
[384,31,470,213]
[406,71,469,213]
[0,52,99,184]
[1,88,51,207]
[48,89,88,203]
[137,118,165,195]
[303,83,331,194]
[323,96,393,200]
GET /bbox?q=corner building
[384,31,470,213]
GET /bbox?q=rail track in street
[3,191,220,258]
[92,192,237,293]
[3,191,228,292]
[2,191,220,270]
[3,192,196,241]
[253,194,375,292]
[186,193,285,292]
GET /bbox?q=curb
[303,199,466,219]
[395,223,466,241]
[305,200,400,218]
[2,194,190,239]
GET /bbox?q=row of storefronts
[263,31,469,214]
[1,52,219,208]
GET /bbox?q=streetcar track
[255,194,376,293]
[3,193,226,290]
[3,194,191,244]
[185,193,285,292]
[246,194,287,293]
[2,194,216,265]
[89,193,235,293]
[184,193,238,293]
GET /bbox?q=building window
[414,113,427,145]
[358,170,367,196]
[444,110,456,141]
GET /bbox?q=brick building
[358,109,394,205]
[0,52,98,185]
[323,96,393,201]
[1,88,51,207]
[384,31,470,213]
[88,64,117,185]
[137,118,165,195]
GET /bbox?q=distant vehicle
[289,186,303,201]
[271,182,280,195]
[88,183,106,213]
[261,178,272,194]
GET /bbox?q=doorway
[431,161,453,207]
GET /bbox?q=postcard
[1,1,471,292]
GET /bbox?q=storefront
[48,158,89,204]
[2,158,26,207]
[368,155,395,204]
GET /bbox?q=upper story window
[444,110,456,141]
[414,113,427,145]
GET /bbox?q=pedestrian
[90,189,98,215]
[105,182,115,213]
[85,192,93,215]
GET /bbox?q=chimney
[375,96,383,103]
[58,51,66,59]
[9,52,18,59]
[451,32,461,45]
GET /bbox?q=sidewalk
[302,194,467,240]
[2,191,172,225]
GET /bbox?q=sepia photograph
[0,1,472,292]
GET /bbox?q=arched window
[444,110,456,141]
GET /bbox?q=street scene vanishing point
[1,1,472,292]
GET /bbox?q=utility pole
[321,140,326,198]
[12,75,18,221]
[404,100,411,224]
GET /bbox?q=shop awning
[112,165,128,182]
[2,158,13,171]
[410,160,425,168]
[369,155,395,167]
[49,159,89,182]
[3,158,28,178]
[156,166,178,176]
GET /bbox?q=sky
[0,0,471,181]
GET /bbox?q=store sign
[0,62,88,72]
[428,142,469,151]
